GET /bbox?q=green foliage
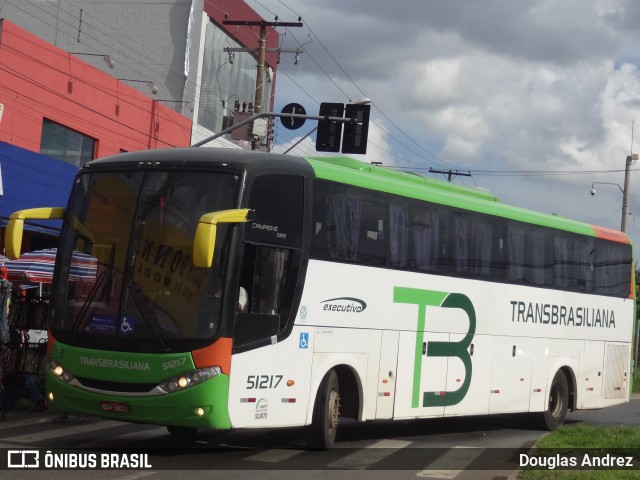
[518,424,640,480]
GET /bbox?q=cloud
[249,0,640,245]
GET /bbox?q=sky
[245,0,640,250]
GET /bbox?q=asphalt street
[565,394,640,427]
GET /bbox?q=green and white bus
[6,148,635,449]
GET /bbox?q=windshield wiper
[126,280,171,353]
[71,243,116,333]
[70,270,108,333]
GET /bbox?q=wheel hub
[328,388,340,431]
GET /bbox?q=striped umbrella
[5,248,97,284]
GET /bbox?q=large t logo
[393,287,476,408]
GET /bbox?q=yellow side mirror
[5,207,65,259]
[193,209,254,268]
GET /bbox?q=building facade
[1,0,279,148]
[0,0,278,249]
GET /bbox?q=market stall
[0,249,96,414]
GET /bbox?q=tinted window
[389,202,441,272]
[507,222,553,287]
[554,233,594,292]
[244,175,303,248]
[594,239,632,297]
[310,179,631,298]
[312,180,386,265]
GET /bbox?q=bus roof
[305,155,630,244]
[306,156,499,202]
[83,148,629,244]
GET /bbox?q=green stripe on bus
[306,157,597,238]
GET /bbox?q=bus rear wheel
[538,370,569,431]
[306,369,340,449]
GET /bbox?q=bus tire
[539,370,569,431]
[166,425,198,438]
[306,369,340,449]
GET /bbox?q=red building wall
[0,20,192,158]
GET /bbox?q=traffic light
[341,104,370,154]
[315,102,344,152]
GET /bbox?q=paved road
[0,398,638,479]
[565,394,640,426]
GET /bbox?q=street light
[70,52,115,69]
[590,181,623,196]
[118,78,159,95]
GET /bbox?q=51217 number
[246,375,283,389]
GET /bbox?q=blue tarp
[0,141,77,231]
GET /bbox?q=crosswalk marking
[328,439,412,470]
[1,419,125,443]
[416,446,484,479]
[80,426,168,449]
[0,413,522,478]
[0,413,57,430]
[245,448,304,463]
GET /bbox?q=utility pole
[428,168,472,182]
[621,154,636,232]
[223,18,303,150]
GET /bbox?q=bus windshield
[51,169,240,352]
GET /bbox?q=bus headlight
[158,367,221,393]
[47,358,75,383]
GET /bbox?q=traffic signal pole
[191,112,351,148]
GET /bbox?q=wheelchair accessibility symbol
[299,332,309,349]
[120,316,136,335]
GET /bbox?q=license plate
[100,400,129,414]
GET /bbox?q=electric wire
[8,1,636,187]
[246,0,457,170]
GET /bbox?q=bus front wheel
[306,369,340,449]
[539,370,569,431]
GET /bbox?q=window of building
[40,119,95,166]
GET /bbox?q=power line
[248,0,458,170]
[388,165,637,177]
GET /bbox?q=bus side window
[250,246,291,315]
[234,243,293,347]
[358,199,386,265]
[554,233,594,292]
[389,202,440,272]
[594,239,632,297]
[453,211,494,278]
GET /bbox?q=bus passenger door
[444,334,493,416]
[375,330,399,419]
[488,337,533,413]
[393,331,448,419]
